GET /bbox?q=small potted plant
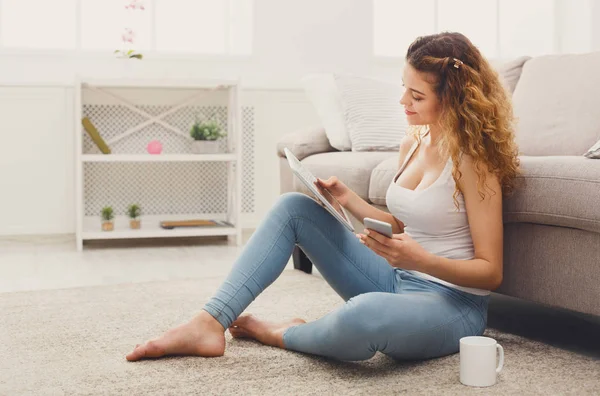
[101,206,115,231]
[190,117,226,154]
[128,204,142,229]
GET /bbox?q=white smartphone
[363,217,393,238]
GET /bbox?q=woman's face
[400,63,441,126]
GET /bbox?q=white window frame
[0,0,253,60]
[372,0,565,63]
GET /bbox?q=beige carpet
[1,269,598,395]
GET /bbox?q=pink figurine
[147,140,162,154]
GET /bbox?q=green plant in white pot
[128,204,142,229]
[101,206,115,232]
[190,118,226,154]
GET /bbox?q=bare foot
[228,313,306,349]
[126,311,226,361]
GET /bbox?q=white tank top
[385,136,490,296]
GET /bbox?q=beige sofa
[277,54,600,317]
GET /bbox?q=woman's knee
[278,192,315,206]
[336,293,395,337]
[274,192,321,217]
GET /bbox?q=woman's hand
[356,229,432,271]
[313,176,351,207]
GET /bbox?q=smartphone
[363,217,393,238]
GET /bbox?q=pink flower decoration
[147,140,163,155]
[125,0,146,11]
[121,28,135,44]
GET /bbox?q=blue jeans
[203,192,488,361]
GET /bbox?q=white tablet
[284,147,355,232]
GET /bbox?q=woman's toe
[229,327,249,338]
[231,313,253,328]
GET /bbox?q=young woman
[126,32,520,362]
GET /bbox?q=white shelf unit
[74,77,243,251]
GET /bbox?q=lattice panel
[82,105,255,216]
[82,105,230,154]
[84,162,228,216]
[241,108,255,213]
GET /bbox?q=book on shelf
[82,117,111,154]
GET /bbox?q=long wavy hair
[406,32,520,208]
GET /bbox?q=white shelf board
[80,78,239,89]
[81,153,237,163]
[82,214,237,240]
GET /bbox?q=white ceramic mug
[459,336,504,387]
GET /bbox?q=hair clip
[453,58,464,69]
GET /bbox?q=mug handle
[496,343,504,373]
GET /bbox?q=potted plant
[190,117,226,154]
[128,204,142,229]
[101,206,115,231]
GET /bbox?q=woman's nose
[399,92,409,106]
[400,88,411,105]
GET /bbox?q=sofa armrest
[504,156,600,233]
[276,125,337,161]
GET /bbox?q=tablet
[284,147,355,232]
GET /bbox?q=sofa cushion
[585,138,600,159]
[369,155,400,205]
[296,152,396,201]
[512,52,600,156]
[504,156,600,234]
[300,74,352,151]
[489,56,531,95]
[301,73,409,152]
[333,74,409,152]
[276,125,336,161]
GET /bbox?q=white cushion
[512,52,600,156]
[334,73,408,152]
[585,139,600,159]
[301,73,409,152]
[300,74,352,151]
[488,56,531,95]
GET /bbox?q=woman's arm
[417,155,504,290]
[343,134,416,234]
[344,191,404,233]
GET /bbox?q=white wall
[252,0,373,86]
[557,0,592,53]
[592,0,600,51]
[0,0,598,237]
[0,87,74,235]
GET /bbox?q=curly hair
[405,32,521,209]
